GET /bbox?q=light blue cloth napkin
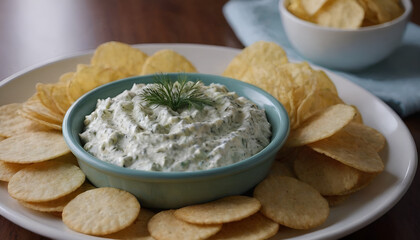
[223,0,420,117]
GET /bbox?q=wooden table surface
[0,0,419,239]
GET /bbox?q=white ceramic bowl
[279,0,412,71]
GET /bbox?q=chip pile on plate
[0,41,386,239]
[287,0,404,29]
[16,41,198,130]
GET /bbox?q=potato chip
[324,194,350,207]
[52,152,79,166]
[293,147,363,196]
[8,161,85,202]
[105,208,155,240]
[286,104,356,147]
[309,128,384,173]
[0,160,29,182]
[174,195,261,224]
[344,122,386,151]
[207,212,279,240]
[67,65,127,102]
[0,103,50,137]
[19,182,94,213]
[51,82,73,115]
[301,0,329,16]
[287,0,311,21]
[337,172,377,195]
[222,41,288,80]
[36,83,64,117]
[91,41,148,76]
[363,0,403,23]
[141,49,197,75]
[63,187,140,236]
[148,210,221,240]
[0,131,69,164]
[314,0,365,29]
[268,160,296,178]
[254,176,329,229]
[22,94,63,124]
[240,62,341,129]
[58,72,74,83]
[18,109,62,130]
[351,105,364,123]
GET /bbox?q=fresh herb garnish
[140,74,213,111]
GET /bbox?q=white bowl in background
[279,0,413,71]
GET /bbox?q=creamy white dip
[80,81,271,172]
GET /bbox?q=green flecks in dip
[80,81,271,172]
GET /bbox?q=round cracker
[286,104,356,147]
[207,212,279,240]
[174,195,261,225]
[105,208,155,240]
[0,131,70,164]
[8,161,85,202]
[293,147,362,195]
[62,187,140,236]
[254,176,329,230]
[19,182,95,213]
[148,210,221,240]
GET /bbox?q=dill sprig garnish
[140,74,214,111]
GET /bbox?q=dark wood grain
[0,0,418,239]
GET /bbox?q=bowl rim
[279,0,412,32]
[62,73,290,180]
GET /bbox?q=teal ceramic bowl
[62,73,289,209]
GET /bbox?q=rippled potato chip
[63,187,140,236]
[51,82,73,115]
[22,94,63,124]
[8,161,85,202]
[207,212,279,240]
[0,131,70,164]
[148,210,221,240]
[141,49,197,75]
[286,104,356,147]
[240,62,341,129]
[36,83,64,117]
[223,41,288,80]
[174,195,261,225]
[91,41,148,76]
[254,176,329,230]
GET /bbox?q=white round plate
[0,44,417,240]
